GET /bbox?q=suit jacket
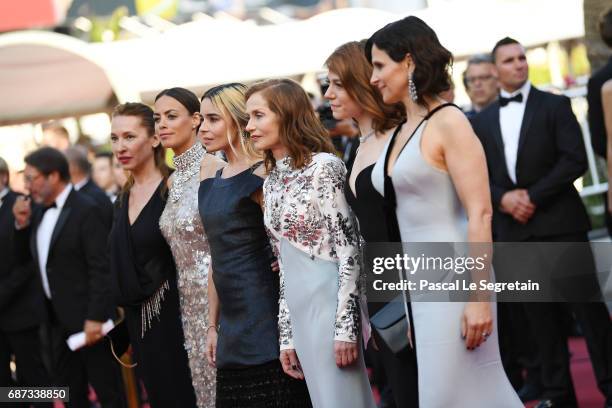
[14,188,114,334]
[471,86,591,241]
[79,178,114,229]
[0,190,45,331]
[587,57,612,158]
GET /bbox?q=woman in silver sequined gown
[155,88,225,408]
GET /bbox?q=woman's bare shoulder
[252,162,267,180]
[200,153,227,181]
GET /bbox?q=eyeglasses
[23,173,46,185]
[465,75,495,85]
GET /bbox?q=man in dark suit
[65,146,113,229]
[587,6,612,235]
[472,37,612,408]
[13,147,125,408]
[462,53,499,119]
[0,157,52,407]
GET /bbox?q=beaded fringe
[141,280,170,338]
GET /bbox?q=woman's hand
[280,349,304,380]
[334,340,358,368]
[271,259,280,273]
[461,302,493,350]
[205,326,218,367]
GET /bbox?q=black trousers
[497,302,541,389]
[522,232,612,405]
[43,306,126,408]
[0,326,53,408]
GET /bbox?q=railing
[563,85,609,235]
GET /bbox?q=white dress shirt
[37,184,72,299]
[0,187,8,209]
[499,81,531,184]
[73,177,88,191]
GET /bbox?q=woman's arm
[206,264,219,367]
[602,80,612,214]
[315,157,361,367]
[432,108,494,350]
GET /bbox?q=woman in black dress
[108,102,197,408]
[324,41,418,407]
[198,83,311,408]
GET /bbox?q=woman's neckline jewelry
[359,129,375,144]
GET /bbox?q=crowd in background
[0,7,612,408]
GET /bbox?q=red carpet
[525,337,605,408]
[52,336,606,407]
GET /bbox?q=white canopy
[0,0,584,123]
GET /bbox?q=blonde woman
[198,83,311,408]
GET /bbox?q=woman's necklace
[359,129,375,144]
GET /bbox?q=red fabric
[0,0,58,32]
[526,337,605,408]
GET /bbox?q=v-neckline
[128,180,163,227]
[348,163,375,200]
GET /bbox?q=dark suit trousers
[522,232,612,403]
[0,326,53,408]
[43,303,126,408]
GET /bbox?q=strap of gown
[382,102,460,241]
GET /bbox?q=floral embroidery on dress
[263,153,363,347]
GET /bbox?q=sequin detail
[141,280,169,337]
[169,142,205,203]
[263,153,362,345]
[160,145,217,408]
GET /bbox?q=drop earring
[408,72,418,102]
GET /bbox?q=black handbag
[370,295,411,354]
[373,120,418,354]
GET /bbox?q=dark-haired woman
[156,88,224,408]
[246,79,375,408]
[367,16,522,406]
[324,41,418,408]
[109,103,197,407]
[198,83,312,407]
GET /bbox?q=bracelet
[206,324,218,333]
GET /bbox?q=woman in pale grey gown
[246,79,375,408]
[155,87,225,408]
[367,17,522,407]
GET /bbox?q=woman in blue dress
[197,83,311,408]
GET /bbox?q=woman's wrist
[206,323,219,333]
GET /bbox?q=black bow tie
[42,202,57,214]
[499,93,523,107]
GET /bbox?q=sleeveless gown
[345,158,419,408]
[371,110,523,407]
[198,164,311,408]
[159,143,217,408]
